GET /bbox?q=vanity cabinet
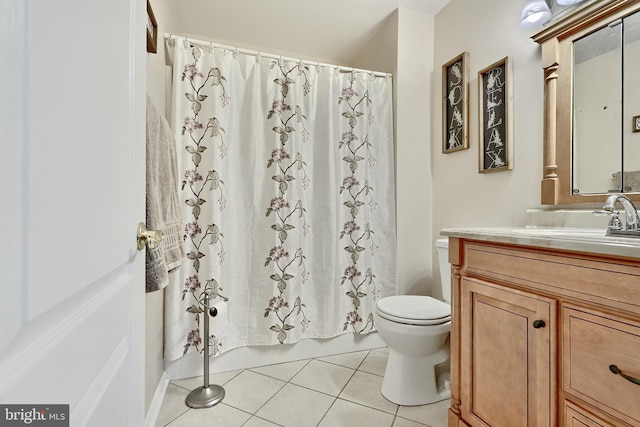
[447,238,640,427]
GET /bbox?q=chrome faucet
[594,194,640,236]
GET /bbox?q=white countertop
[440,227,640,260]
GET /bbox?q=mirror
[574,10,640,195]
[533,0,640,204]
[572,18,622,195]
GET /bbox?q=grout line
[169,382,191,392]
[245,371,288,417]
[334,352,362,397]
[353,348,371,371]
[337,396,398,416]
[162,407,190,427]
[314,395,339,427]
[241,413,285,427]
[247,357,312,383]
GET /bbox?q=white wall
[431,0,544,297]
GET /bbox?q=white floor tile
[156,348,449,427]
[396,399,449,427]
[156,384,190,426]
[243,416,283,427]
[249,359,310,382]
[316,350,369,369]
[358,348,389,376]
[165,403,250,427]
[172,369,242,391]
[290,359,355,396]
[339,370,398,414]
[255,383,335,427]
[221,370,286,413]
[392,416,429,427]
[318,398,394,427]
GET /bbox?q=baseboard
[145,371,170,427]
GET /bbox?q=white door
[0,0,146,425]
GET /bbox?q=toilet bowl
[373,237,452,406]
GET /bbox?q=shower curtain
[164,36,397,361]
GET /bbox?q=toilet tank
[435,238,451,304]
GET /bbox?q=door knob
[532,319,546,329]
[137,223,162,250]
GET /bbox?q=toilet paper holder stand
[185,291,226,408]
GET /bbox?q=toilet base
[380,343,450,406]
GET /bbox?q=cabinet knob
[532,320,546,329]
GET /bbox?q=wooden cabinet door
[460,277,556,427]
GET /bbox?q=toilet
[373,237,452,406]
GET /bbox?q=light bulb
[520,0,552,29]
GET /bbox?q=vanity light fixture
[556,0,586,5]
[520,0,588,29]
[520,0,553,29]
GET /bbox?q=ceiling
[171,0,451,64]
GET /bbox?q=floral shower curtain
[164,37,397,361]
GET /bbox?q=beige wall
[351,11,398,74]
[145,0,179,415]
[395,9,436,296]
[430,0,545,297]
[351,8,436,297]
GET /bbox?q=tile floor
[156,347,449,427]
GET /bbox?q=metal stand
[185,292,225,408]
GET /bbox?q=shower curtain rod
[164,33,392,78]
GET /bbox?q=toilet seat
[376,295,450,326]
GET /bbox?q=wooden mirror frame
[533,0,640,204]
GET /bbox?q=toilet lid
[376,295,451,326]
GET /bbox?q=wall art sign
[478,57,513,173]
[442,52,469,154]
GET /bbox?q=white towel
[146,95,184,292]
